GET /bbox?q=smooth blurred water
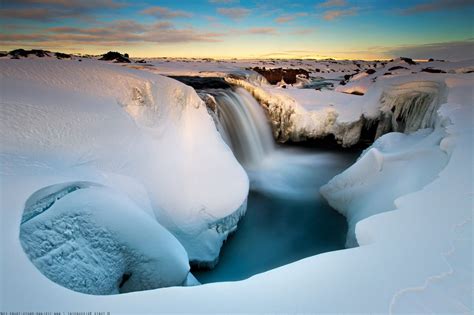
[193,87,360,283]
[214,87,275,168]
[194,146,359,283]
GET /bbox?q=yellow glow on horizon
[1,42,394,61]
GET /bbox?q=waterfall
[212,87,275,168]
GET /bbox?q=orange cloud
[323,8,357,20]
[274,13,308,23]
[141,6,192,19]
[217,7,251,20]
[317,0,347,8]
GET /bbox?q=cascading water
[194,84,356,283]
[212,87,275,168]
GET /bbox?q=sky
[0,0,473,60]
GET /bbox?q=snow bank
[320,128,448,247]
[20,182,189,294]
[0,58,248,271]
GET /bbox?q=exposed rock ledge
[225,76,446,148]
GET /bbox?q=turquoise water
[194,146,359,283]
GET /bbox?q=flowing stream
[194,87,360,283]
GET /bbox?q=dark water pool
[194,146,360,283]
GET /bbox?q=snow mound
[1,58,248,267]
[20,182,190,295]
[320,128,448,247]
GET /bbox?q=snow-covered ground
[1,54,472,313]
[0,57,248,294]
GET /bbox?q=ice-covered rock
[20,182,190,295]
[227,72,451,147]
[0,58,248,269]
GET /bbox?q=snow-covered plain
[1,54,472,313]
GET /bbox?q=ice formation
[375,81,446,138]
[20,182,190,294]
[226,74,448,147]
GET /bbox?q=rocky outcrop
[421,67,447,73]
[226,76,446,148]
[99,51,131,63]
[55,52,71,59]
[9,49,50,58]
[168,76,231,90]
[251,67,309,84]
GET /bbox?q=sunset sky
[1,0,473,60]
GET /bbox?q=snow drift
[20,182,189,295]
[0,58,248,280]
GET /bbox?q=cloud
[209,0,239,3]
[290,28,315,35]
[399,0,474,15]
[323,8,357,20]
[0,8,61,21]
[384,39,474,61]
[217,7,251,20]
[0,33,48,41]
[317,0,347,8]
[274,12,307,23]
[141,6,192,19]
[228,27,277,36]
[245,27,277,35]
[9,0,124,9]
[1,20,223,47]
[0,0,124,21]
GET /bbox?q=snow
[1,55,472,313]
[321,128,449,247]
[0,58,248,270]
[20,183,190,294]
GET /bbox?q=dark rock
[365,69,376,75]
[428,58,434,62]
[9,49,50,58]
[55,52,71,59]
[251,67,309,85]
[350,91,364,96]
[168,76,231,90]
[400,57,416,65]
[99,51,131,63]
[421,67,446,73]
[388,66,408,71]
[383,72,392,76]
[135,59,147,63]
